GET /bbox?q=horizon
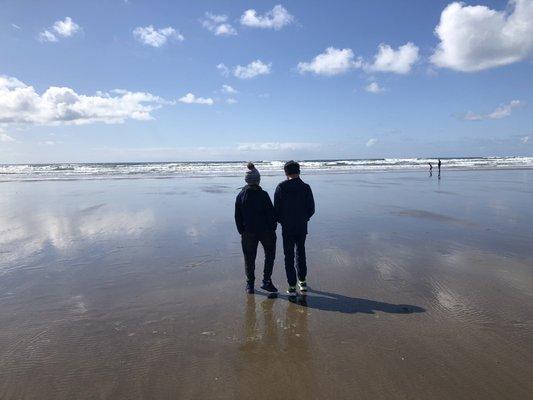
[2,154,533,166]
[1,0,532,163]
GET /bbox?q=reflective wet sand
[1,170,532,399]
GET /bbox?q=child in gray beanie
[245,162,261,185]
[235,161,278,294]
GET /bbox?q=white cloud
[38,30,58,43]
[202,13,237,36]
[179,93,214,105]
[219,61,271,79]
[0,75,25,89]
[488,100,523,119]
[366,42,419,74]
[53,17,80,37]
[463,100,523,120]
[221,84,237,94]
[0,75,170,125]
[226,98,238,104]
[463,112,481,121]
[237,142,319,151]
[240,5,294,30]
[216,63,230,76]
[0,131,15,143]
[521,136,529,144]
[297,47,361,76]
[133,25,183,47]
[431,0,533,72]
[365,82,385,94]
[233,60,272,79]
[203,13,226,23]
[366,138,378,147]
[38,17,80,42]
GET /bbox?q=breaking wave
[1,157,532,181]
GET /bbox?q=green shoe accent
[287,286,297,297]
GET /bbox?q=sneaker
[260,279,278,293]
[287,286,297,297]
[246,282,254,294]
[298,280,308,293]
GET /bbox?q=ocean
[1,156,532,181]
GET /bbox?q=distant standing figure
[438,158,442,179]
[235,162,278,295]
[429,162,433,176]
[274,161,315,297]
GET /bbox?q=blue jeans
[282,233,307,286]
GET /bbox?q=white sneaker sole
[298,285,307,293]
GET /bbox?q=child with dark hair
[274,161,315,296]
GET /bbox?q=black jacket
[274,177,315,235]
[235,185,277,235]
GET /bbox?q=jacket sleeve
[274,185,282,224]
[265,192,277,231]
[234,194,244,234]
[306,185,315,220]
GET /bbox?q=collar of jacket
[244,184,262,191]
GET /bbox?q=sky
[0,0,532,163]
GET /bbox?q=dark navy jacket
[235,185,277,235]
[274,177,315,235]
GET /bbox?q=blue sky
[0,0,532,163]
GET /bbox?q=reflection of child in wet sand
[239,296,318,397]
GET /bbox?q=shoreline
[2,164,533,183]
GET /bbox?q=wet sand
[0,170,532,399]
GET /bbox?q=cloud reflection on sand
[0,207,155,270]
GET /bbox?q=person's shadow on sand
[258,287,425,315]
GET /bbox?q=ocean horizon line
[1,156,532,182]
[1,155,532,166]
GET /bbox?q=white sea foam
[0,157,532,181]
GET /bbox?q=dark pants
[282,232,307,286]
[241,231,276,283]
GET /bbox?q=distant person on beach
[274,161,315,297]
[429,162,433,176]
[235,163,278,295]
[438,158,442,179]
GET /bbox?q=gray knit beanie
[245,162,260,185]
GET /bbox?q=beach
[0,169,532,399]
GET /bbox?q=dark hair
[284,160,300,175]
[247,162,255,170]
